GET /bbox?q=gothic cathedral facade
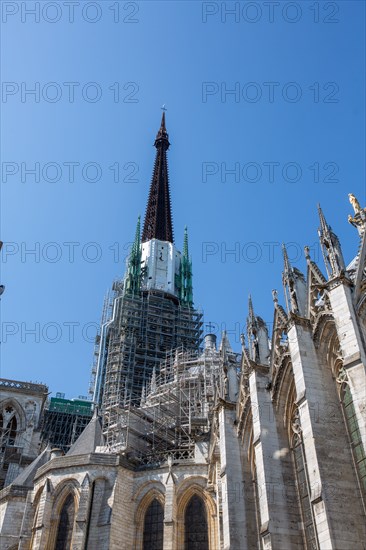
[0,116,365,549]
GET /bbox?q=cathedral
[0,115,365,550]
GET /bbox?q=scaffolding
[103,344,230,467]
[40,397,93,453]
[93,282,203,447]
[89,286,115,400]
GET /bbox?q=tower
[92,114,203,448]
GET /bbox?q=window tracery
[143,498,164,550]
[184,494,209,550]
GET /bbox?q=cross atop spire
[155,111,169,146]
[142,113,173,243]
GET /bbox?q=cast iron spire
[142,112,174,243]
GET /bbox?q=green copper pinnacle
[125,215,142,295]
[180,226,193,307]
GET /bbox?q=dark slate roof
[66,412,103,457]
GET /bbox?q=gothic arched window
[291,411,319,550]
[6,415,17,446]
[340,380,366,496]
[0,414,17,450]
[55,494,75,550]
[142,498,164,550]
[184,494,209,550]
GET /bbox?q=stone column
[109,467,134,550]
[18,490,35,550]
[31,479,53,550]
[288,317,366,549]
[163,470,176,550]
[249,368,300,549]
[217,401,247,550]
[73,474,91,549]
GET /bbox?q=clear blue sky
[1,1,365,398]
